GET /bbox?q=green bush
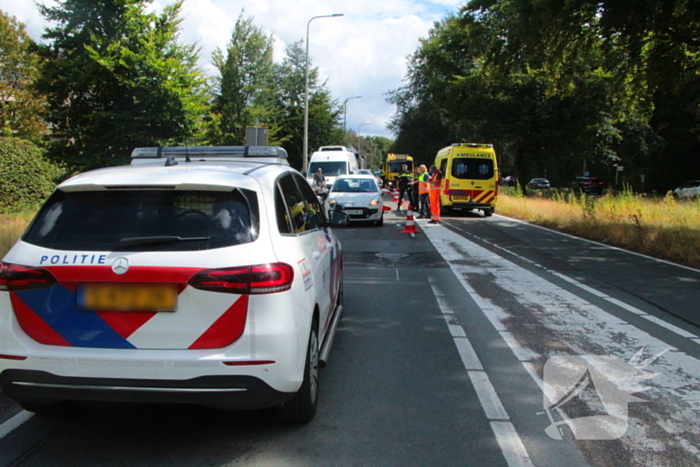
[0,137,67,213]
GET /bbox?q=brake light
[0,263,57,292]
[188,263,294,294]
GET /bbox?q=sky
[0,0,465,139]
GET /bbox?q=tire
[440,205,451,216]
[376,214,384,226]
[483,208,493,217]
[278,322,319,423]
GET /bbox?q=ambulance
[434,143,498,217]
[381,153,413,189]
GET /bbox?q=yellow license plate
[452,195,471,201]
[78,284,177,312]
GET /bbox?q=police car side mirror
[328,204,350,227]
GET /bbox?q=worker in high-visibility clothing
[428,164,442,224]
[416,164,430,218]
[396,164,413,210]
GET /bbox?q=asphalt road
[1,202,699,467]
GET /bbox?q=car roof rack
[130,146,289,166]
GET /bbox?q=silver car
[324,175,384,226]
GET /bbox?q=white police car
[0,146,348,423]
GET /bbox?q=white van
[307,146,360,190]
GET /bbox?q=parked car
[571,176,604,194]
[325,174,384,226]
[359,169,383,188]
[0,145,349,423]
[526,178,551,189]
[499,175,516,187]
[673,180,700,199]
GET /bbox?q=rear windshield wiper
[119,236,210,247]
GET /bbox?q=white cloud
[0,0,460,137]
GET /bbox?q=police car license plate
[77,284,177,312]
[452,195,470,201]
[346,209,363,215]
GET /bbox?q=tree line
[387,0,700,193]
[0,0,358,176]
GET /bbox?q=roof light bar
[131,146,288,160]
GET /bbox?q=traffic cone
[393,190,399,203]
[401,204,419,236]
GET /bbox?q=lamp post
[343,96,361,133]
[303,13,344,174]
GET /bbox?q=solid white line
[493,213,700,274]
[468,371,509,420]
[490,421,536,467]
[0,410,33,440]
[500,332,537,362]
[521,362,543,390]
[641,315,698,339]
[448,221,700,343]
[604,297,647,315]
[454,337,483,370]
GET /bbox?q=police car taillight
[0,263,57,292]
[188,263,294,294]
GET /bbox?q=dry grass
[0,212,34,259]
[497,190,700,269]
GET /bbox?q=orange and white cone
[393,190,399,203]
[401,204,419,236]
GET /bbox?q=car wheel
[278,321,319,423]
[376,214,383,226]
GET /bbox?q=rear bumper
[450,202,494,210]
[0,369,294,410]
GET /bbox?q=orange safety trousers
[429,187,441,221]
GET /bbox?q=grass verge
[496,190,700,269]
[0,211,34,259]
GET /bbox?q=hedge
[0,137,67,213]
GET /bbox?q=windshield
[308,161,347,177]
[450,157,494,180]
[332,178,378,193]
[386,161,413,173]
[23,189,259,251]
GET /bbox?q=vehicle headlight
[369,198,380,206]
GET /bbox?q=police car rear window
[450,158,494,180]
[23,189,259,252]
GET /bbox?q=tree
[0,11,48,144]
[389,10,628,191]
[208,12,277,146]
[36,0,209,170]
[271,40,343,170]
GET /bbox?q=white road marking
[491,421,536,467]
[448,222,699,342]
[493,213,700,274]
[425,223,700,464]
[468,371,510,420]
[0,410,33,440]
[454,337,483,370]
[429,279,535,467]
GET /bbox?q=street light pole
[343,95,361,133]
[303,13,344,175]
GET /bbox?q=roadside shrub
[0,137,67,213]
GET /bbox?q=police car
[0,146,348,423]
